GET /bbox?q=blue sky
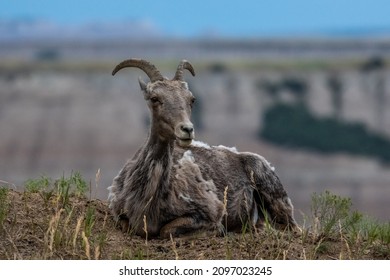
[2,0,390,37]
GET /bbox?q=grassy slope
[0,177,389,260]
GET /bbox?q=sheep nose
[180,124,194,136]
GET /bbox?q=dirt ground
[0,190,388,260]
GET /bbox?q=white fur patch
[252,204,259,225]
[263,158,276,172]
[215,145,238,154]
[286,197,293,210]
[181,82,189,89]
[191,140,211,149]
[107,185,116,203]
[179,193,193,202]
[178,150,195,164]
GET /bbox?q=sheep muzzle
[175,122,195,147]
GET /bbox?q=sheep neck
[133,129,174,201]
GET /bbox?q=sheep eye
[150,97,160,104]
[190,97,196,106]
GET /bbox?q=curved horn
[112,58,164,82]
[173,60,195,81]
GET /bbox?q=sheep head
[112,58,196,147]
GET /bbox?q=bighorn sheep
[108,58,297,238]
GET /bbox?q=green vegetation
[310,190,368,243]
[0,187,9,229]
[25,172,88,208]
[25,175,51,193]
[0,173,389,259]
[84,205,96,238]
[308,190,389,259]
[311,190,362,239]
[261,103,390,163]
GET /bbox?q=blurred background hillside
[1,0,389,222]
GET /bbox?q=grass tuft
[311,190,362,239]
[25,175,51,193]
[0,187,10,229]
[84,205,96,238]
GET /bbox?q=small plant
[0,187,9,228]
[224,237,233,260]
[40,188,55,206]
[311,190,362,239]
[84,205,96,238]
[72,172,88,198]
[55,172,88,207]
[56,174,72,207]
[351,216,390,245]
[25,175,51,193]
[26,176,55,205]
[23,173,88,208]
[95,231,108,258]
[133,248,146,260]
[377,222,390,245]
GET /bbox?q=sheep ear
[138,77,147,91]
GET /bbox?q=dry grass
[0,175,389,260]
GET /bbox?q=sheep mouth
[177,137,193,147]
